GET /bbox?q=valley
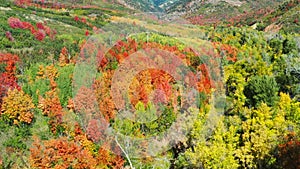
[0,0,299,168]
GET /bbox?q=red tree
[278,132,300,169]
[0,53,20,109]
[34,29,46,41]
[5,31,14,41]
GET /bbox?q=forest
[0,0,299,168]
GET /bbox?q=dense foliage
[0,0,299,169]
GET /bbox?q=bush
[244,75,279,108]
[56,64,74,107]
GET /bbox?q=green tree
[244,75,279,108]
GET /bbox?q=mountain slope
[115,0,182,12]
[163,0,299,33]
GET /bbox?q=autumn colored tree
[278,132,300,169]
[30,137,97,169]
[5,31,14,42]
[86,118,109,142]
[1,89,34,125]
[37,64,58,89]
[8,17,54,41]
[38,89,64,134]
[93,70,117,121]
[34,29,46,41]
[58,47,70,66]
[0,53,20,109]
[212,42,238,62]
[8,17,25,29]
[36,64,66,134]
[73,86,98,124]
[71,124,124,168]
[14,0,32,7]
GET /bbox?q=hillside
[166,0,299,33]
[0,0,299,169]
[117,0,299,33]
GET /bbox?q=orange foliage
[128,69,175,106]
[30,137,97,169]
[129,70,153,106]
[86,119,107,142]
[37,64,58,89]
[73,86,97,116]
[58,47,70,66]
[97,146,124,169]
[212,42,238,62]
[72,124,125,168]
[1,89,34,125]
[94,70,117,121]
[197,64,213,94]
[67,98,75,111]
[38,89,63,134]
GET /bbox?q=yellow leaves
[236,103,285,167]
[19,111,34,124]
[253,103,272,121]
[278,92,292,110]
[1,89,34,124]
[36,65,46,79]
[235,145,254,168]
[276,92,300,133]
[37,65,58,80]
[74,135,96,154]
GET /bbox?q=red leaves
[5,31,14,41]
[34,29,46,41]
[81,17,87,24]
[86,119,108,142]
[196,64,213,94]
[7,17,55,41]
[278,132,300,169]
[74,15,96,34]
[36,22,45,30]
[85,30,89,36]
[8,17,25,29]
[0,53,20,109]
[106,38,138,64]
[14,0,31,7]
[8,17,35,31]
[213,42,238,62]
[74,16,80,22]
[99,38,216,111]
[23,21,34,30]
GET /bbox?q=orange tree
[1,89,34,125]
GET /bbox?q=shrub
[244,75,279,108]
[1,89,35,125]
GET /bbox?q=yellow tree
[235,103,286,168]
[1,89,34,125]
